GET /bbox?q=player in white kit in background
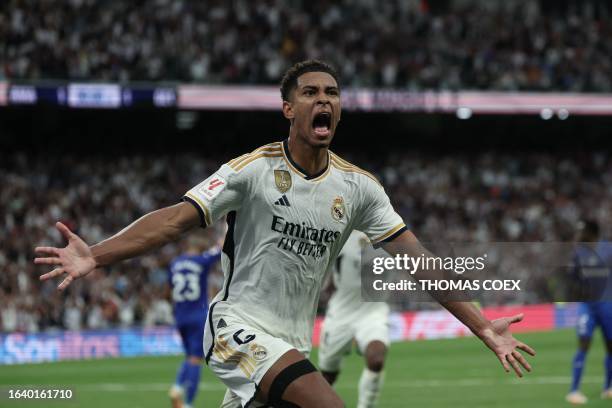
[319,230,389,408]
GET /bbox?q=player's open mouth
[312,112,332,137]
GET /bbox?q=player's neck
[286,136,329,177]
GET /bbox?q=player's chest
[254,169,353,231]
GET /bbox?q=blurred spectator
[63,295,84,331]
[1,0,612,92]
[143,289,174,328]
[1,295,18,332]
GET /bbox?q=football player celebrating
[36,60,535,408]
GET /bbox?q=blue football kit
[170,249,221,357]
[169,247,221,406]
[569,241,612,394]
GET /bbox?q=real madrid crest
[331,196,346,221]
[274,170,292,193]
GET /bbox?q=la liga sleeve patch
[197,174,227,201]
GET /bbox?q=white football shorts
[204,313,296,407]
[317,307,390,373]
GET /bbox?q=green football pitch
[1,328,609,407]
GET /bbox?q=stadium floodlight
[558,109,570,120]
[456,107,472,120]
[540,108,554,120]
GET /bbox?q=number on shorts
[233,329,256,345]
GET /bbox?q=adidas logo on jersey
[217,319,227,329]
[274,195,291,207]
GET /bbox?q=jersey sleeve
[354,177,407,247]
[182,163,250,227]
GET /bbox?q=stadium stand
[1,0,611,91]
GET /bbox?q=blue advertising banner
[0,327,182,365]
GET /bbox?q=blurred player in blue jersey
[566,220,612,405]
[169,235,221,408]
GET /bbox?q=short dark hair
[280,60,339,102]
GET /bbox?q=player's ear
[282,100,294,120]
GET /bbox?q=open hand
[481,313,536,377]
[34,222,97,291]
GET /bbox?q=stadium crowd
[1,149,611,332]
[1,0,611,92]
[0,153,223,333]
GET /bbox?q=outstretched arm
[35,202,201,291]
[381,230,536,377]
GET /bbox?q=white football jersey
[183,140,405,355]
